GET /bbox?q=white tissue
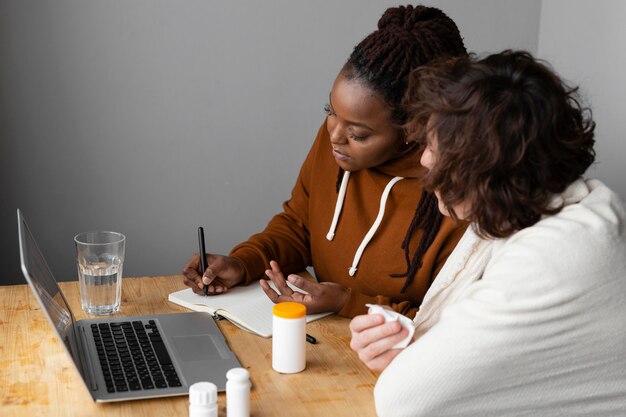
[366,304,415,349]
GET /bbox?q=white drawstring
[326,171,351,241]
[348,176,404,276]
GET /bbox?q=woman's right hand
[349,313,408,372]
[182,253,245,295]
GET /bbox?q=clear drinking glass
[74,231,125,315]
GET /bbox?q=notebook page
[168,280,332,337]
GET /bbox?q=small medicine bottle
[226,367,251,417]
[272,301,306,373]
[189,382,217,417]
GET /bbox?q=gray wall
[538,0,626,200]
[1,0,542,285]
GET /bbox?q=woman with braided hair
[181,5,468,318]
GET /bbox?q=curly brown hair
[404,50,596,239]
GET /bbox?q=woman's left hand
[349,313,408,372]
[260,260,350,314]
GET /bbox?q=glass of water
[74,231,125,315]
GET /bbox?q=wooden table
[0,276,377,417]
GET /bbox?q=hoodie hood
[373,144,427,179]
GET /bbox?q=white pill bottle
[226,367,251,417]
[272,302,306,373]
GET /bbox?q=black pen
[198,227,209,296]
[306,334,316,344]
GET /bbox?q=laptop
[17,209,241,402]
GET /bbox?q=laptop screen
[17,209,86,378]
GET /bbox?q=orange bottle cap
[273,302,306,319]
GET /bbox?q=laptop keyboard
[91,320,182,393]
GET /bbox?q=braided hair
[336,5,466,293]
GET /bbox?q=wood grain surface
[0,275,377,417]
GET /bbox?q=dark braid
[338,5,466,294]
[390,192,443,293]
[336,167,345,193]
[345,5,466,124]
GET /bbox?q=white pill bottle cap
[189,381,218,417]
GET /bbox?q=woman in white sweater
[350,50,626,416]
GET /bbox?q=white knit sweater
[375,179,626,417]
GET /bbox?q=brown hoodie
[230,121,467,318]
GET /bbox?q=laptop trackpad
[172,335,220,362]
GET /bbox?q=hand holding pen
[181,228,247,295]
[187,230,317,344]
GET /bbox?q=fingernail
[287,275,297,283]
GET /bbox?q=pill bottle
[189,381,217,417]
[272,301,306,373]
[226,367,251,417]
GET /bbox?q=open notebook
[168,280,332,338]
